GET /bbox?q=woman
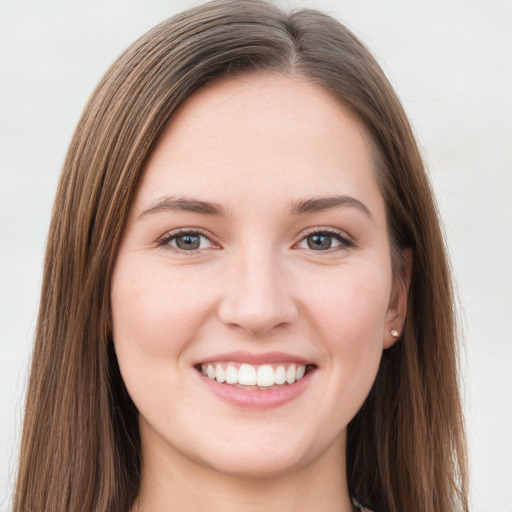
[13,1,468,511]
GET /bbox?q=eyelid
[157,227,221,254]
[156,226,355,254]
[294,226,355,250]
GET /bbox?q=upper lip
[195,351,315,366]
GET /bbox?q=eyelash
[157,227,355,255]
[297,227,355,253]
[157,228,217,255]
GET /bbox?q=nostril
[217,278,299,336]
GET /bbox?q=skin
[111,73,409,512]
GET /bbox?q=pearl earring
[391,329,399,338]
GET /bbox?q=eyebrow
[289,195,374,221]
[139,196,226,218]
[139,194,374,222]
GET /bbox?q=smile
[199,362,310,389]
[195,355,317,409]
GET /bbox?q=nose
[217,250,298,336]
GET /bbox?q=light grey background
[1,1,510,511]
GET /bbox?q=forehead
[135,73,385,222]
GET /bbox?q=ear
[383,248,413,349]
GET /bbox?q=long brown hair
[14,1,468,511]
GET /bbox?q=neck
[132,427,353,512]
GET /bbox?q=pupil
[307,234,331,250]
[176,234,200,250]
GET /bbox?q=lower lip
[198,369,315,409]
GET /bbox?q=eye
[158,229,216,253]
[296,229,354,252]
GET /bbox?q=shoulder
[352,496,375,512]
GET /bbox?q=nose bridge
[218,241,297,335]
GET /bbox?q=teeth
[215,363,226,383]
[200,362,308,388]
[238,364,257,385]
[274,365,286,385]
[226,364,238,384]
[256,364,274,387]
[286,364,296,384]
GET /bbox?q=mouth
[194,352,317,408]
[196,361,316,390]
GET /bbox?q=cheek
[110,258,216,423]
[299,262,391,391]
[303,262,391,340]
[111,259,214,358]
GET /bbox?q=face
[111,74,407,479]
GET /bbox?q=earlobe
[384,248,413,349]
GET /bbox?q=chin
[182,424,340,480]
[197,446,313,480]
